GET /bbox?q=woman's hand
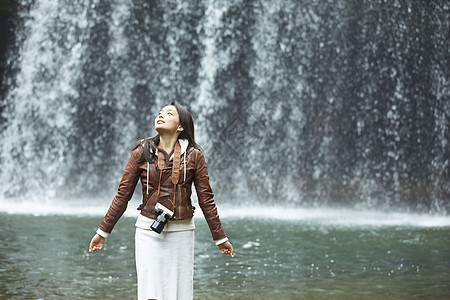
[218,241,234,257]
[89,234,106,252]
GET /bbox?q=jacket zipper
[178,184,182,219]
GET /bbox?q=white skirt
[135,227,194,300]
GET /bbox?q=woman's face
[155,105,183,134]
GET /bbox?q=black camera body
[151,203,174,234]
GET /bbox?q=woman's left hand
[218,241,234,257]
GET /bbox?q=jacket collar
[173,138,189,159]
[155,138,189,162]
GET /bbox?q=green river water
[0,210,449,299]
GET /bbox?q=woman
[89,101,234,300]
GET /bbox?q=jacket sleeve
[99,147,142,234]
[193,149,227,241]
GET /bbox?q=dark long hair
[134,101,201,163]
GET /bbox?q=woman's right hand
[89,234,106,252]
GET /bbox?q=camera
[151,203,174,234]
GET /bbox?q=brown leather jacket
[99,140,226,241]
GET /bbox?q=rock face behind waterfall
[0,0,448,213]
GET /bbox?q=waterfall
[0,0,448,214]
[193,0,230,149]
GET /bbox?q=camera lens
[151,212,170,234]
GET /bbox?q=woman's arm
[193,149,233,258]
[90,147,142,251]
[193,149,226,241]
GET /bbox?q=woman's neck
[158,134,179,154]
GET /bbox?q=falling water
[0,0,448,214]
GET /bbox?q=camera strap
[156,141,181,214]
[171,142,181,185]
[170,142,181,215]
